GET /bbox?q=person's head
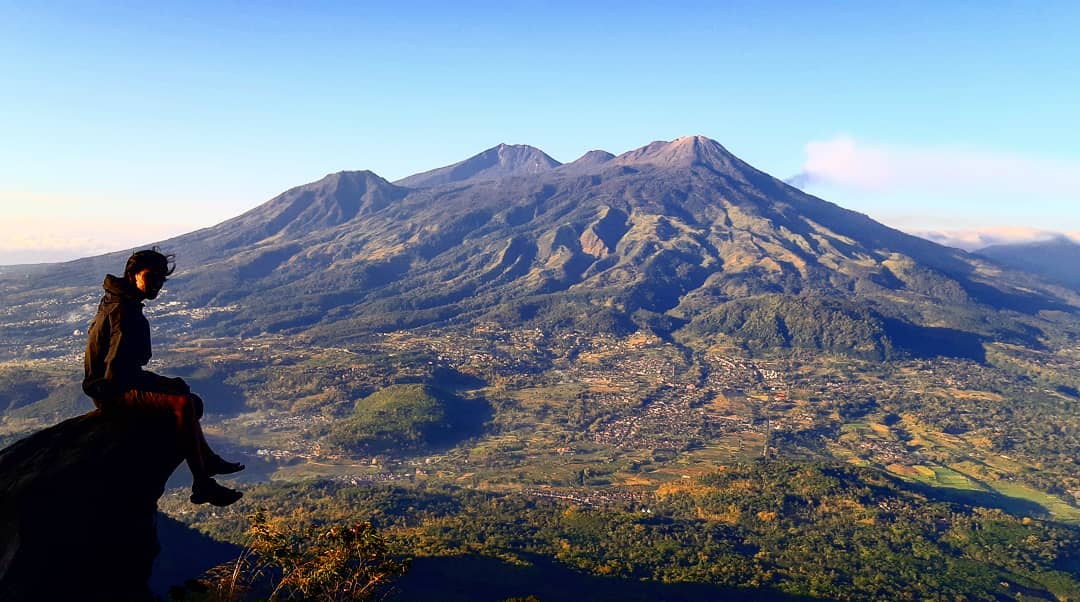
[124,248,175,299]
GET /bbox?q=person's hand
[169,376,191,393]
[188,393,204,420]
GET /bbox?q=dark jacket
[83,274,187,402]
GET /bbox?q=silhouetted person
[83,248,244,506]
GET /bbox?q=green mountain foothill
[327,384,491,455]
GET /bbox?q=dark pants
[105,389,213,482]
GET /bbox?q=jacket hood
[103,274,143,301]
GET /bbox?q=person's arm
[83,310,129,399]
[82,312,112,399]
[98,310,129,398]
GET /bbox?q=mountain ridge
[977,235,1080,291]
[1,135,1077,362]
[610,135,739,171]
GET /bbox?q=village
[190,324,1002,476]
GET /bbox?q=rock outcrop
[0,409,183,601]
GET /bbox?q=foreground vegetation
[163,461,1080,601]
[171,511,408,601]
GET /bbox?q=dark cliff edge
[0,410,185,601]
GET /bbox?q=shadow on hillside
[431,365,487,391]
[906,482,1051,518]
[882,318,987,362]
[428,393,494,454]
[169,366,248,416]
[393,553,812,602]
[959,279,1076,315]
[152,512,242,597]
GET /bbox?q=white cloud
[910,226,1080,251]
[790,135,1080,202]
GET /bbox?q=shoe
[207,454,245,476]
[190,478,243,507]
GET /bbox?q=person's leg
[117,389,242,505]
[184,393,244,475]
[193,418,245,475]
[120,390,207,473]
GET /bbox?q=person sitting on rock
[83,248,244,507]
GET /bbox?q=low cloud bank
[910,226,1080,251]
[787,135,1080,202]
[0,217,190,266]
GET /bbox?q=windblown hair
[123,247,176,281]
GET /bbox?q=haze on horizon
[2,2,1078,265]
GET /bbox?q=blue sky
[2,1,1078,263]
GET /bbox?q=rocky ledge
[0,409,183,601]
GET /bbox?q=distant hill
[2,135,1078,362]
[977,235,1080,291]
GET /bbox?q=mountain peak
[613,135,740,173]
[201,169,407,249]
[557,149,616,175]
[319,169,384,183]
[490,143,557,166]
[307,169,395,195]
[264,169,404,226]
[670,134,725,151]
[572,149,616,164]
[395,144,561,188]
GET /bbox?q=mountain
[5,136,1079,601]
[1,135,1078,362]
[977,235,1080,291]
[394,143,561,188]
